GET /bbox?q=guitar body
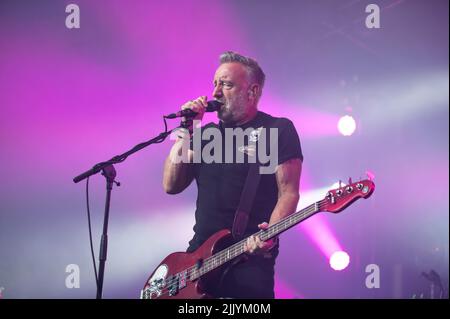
[142,229,234,299]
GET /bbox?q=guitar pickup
[179,270,187,289]
[167,274,179,296]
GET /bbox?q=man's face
[212,62,253,124]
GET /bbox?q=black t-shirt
[187,111,303,251]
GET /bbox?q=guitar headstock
[321,178,375,213]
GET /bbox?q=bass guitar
[141,177,375,299]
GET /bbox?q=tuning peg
[366,170,375,181]
[348,177,353,185]
[339,180,342,188]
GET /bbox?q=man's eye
[214,81,232,88]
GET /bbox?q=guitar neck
[190,201,322,280]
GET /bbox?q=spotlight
[337,115,356,136]
[329,251,350,271]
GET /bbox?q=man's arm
[162,96,207,194]
[162,131,195,194]
[245,158,302,254]
[269,157,302,225]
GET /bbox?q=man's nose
[212,85,223,99]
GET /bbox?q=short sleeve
[276,118,303,165]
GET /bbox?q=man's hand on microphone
[181,96,207,122]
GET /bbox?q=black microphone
[165,100,223,119]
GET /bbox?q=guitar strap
[231,118,281,240]
[231,153,261,240]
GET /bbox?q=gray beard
[218,101,246,125]
[218,109,232,123]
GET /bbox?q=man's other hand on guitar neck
[244,222,278,258]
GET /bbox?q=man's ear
[248,84,260,99]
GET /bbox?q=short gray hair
[219,51,266,89]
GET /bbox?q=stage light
[337,115,356,136]
[329,251,350,271]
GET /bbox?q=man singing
[163,51,303,298]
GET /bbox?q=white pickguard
[145,264,168,299]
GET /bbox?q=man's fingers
[191,100,203,112]
[246,237,251,253]
[200,96,208,107]
[180,97,207,121]
[246,236,257,254]
[258,222,269,230]
[192,100,206,117]
[181,97,207,112]
[245,235,268,254]
[256,236,268,249]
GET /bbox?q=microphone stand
[73,121,187,299]
[96,164,115,299]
